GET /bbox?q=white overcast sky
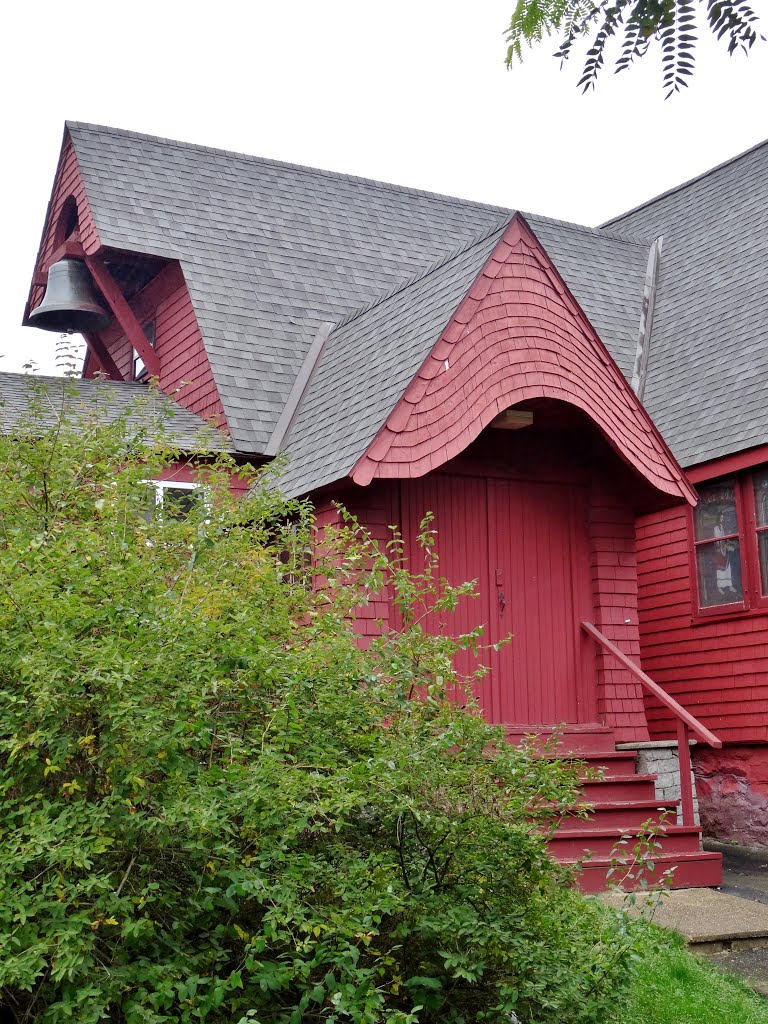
[3,0,768,375]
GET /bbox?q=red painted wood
[566,851,723,893]
[489,479,595,724]
[400,474,493,701]
[582,621,721,748]
[25,131,101,324]
[82,332,123,382]
[637,499,768,746]
[85,263,228,429]
[352,216,695,509]
[687,444,768,483]
[84,256,161,377]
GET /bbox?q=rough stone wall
[618,740,699,825]
[694,744,768,846]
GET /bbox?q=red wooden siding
[27,133,101,318]
[353,216,694,509]
[316,485,398,649]
[85,263,227,428]
[590,482,649,742]
[400,475,493,707]
[637,504,768,745]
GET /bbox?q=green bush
[0,386,641,1023]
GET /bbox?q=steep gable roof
[604,139,768,468]
[65,123,652,461]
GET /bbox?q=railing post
[676,719,695,827]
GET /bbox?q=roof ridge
[601,136,768,228]
[523,209,653,246]
[65,120,513,217]
[332,214,512,332]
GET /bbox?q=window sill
[691,605,768,627]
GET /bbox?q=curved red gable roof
[352,216,695,506]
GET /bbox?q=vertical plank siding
[637,506,768,745]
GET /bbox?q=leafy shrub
[0,386,641,1022]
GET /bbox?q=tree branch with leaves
[505,0,764,95]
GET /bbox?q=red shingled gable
[25,131,102,321]
[352,215,694,506]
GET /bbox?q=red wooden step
[505,724,616,754]
[539,750,638,777]
[561,850,724,893]
[578,774,658,801]
[555,799,680,831]
[549,824,704,859]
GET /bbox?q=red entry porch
[330,404,723,889]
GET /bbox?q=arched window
[54,196,79,248]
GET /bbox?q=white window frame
[143,479,205,517]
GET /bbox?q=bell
[28,258,112,333]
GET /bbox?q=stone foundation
[616,739,699,825]
[693,745,768,847]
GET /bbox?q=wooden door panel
[400,474,596,726]
[489,480,595,725]
[401,476,493,702]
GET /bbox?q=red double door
[402,474,597,726]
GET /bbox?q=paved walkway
[604,843,768,997]
[603,887,768,946]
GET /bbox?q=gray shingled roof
[278,225,508,496]
[604,140,768,468]
[67,123,652,475]
[68,123,509,453]
[0,373,232,451]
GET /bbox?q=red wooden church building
[14,123,768,887]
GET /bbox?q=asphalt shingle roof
[604,139,768,468]
[66,123,652,484]
[0,373,232,452]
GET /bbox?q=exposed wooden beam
[84,255,161,378]
[83,332,124,381]
[42,231,85,272]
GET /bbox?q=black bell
[28,258,112,333]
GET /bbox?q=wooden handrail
[581,621,721,748]
[581,620,721,828]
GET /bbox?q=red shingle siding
[353,217,693,508]
[85,263,227,428]
[313,487,396,650]
[589,483,649,743]
[637,506,768,745]
[27,135,101,317]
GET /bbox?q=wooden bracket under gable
[83,332,124,382]
[84,255,161,378]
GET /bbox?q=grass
[606,928,768,1024]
